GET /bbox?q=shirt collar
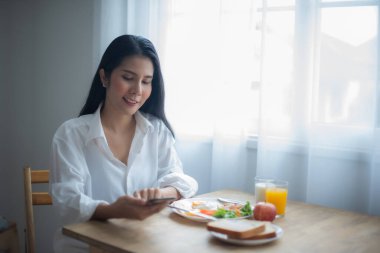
[134,110,154,135]
[85,105,154,145]
[85,105,106,146]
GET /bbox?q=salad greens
[212,201,253,218]
[213,209,237,218]
[240,201,253,217]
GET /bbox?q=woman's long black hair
[79,35,174,137]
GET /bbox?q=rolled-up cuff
[79,196,109,222]
[158,172,198,198]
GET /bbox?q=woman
[50,35,198,252]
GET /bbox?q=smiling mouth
[123,97,139,105]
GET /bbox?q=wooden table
[63,190,380,253]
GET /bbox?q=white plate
[210,224,283,246]
[170,197,252,223]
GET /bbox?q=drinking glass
[254,177,275,203]
[265,180,288,217]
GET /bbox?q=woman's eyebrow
[122,69,153,79]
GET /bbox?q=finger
[123,195,146,206]
[149,200,167,209]
[140,189,149,200]
[152,202,167,213]
[134,189,145,199]
[133,191,141,198]
[137,206,157,220]
[137,203,167,220]
[152,188,162,199]
[145,188,161,200]
[147,188,158,199]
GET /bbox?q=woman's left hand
[133,188,163,200]
[133,186,180,201]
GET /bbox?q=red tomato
[200,209,216,216]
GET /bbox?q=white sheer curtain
[256,0,379,215]
[98,0,380,215]
[161,0,261,193]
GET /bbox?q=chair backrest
[23,166,52,253]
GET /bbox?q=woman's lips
[123,97,139,106]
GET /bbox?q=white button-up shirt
[49,106,198,252]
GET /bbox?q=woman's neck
[100,104,136,134]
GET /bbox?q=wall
[176,138,259,195]
[0,0,7,180]
[175,139,212,194]
[0,0,10,221]
[0,0,95,252]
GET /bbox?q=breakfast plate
[209,224,283,246]
[169,197,253,223]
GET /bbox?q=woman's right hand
[92,195,167,220]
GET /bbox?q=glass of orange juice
[265,180,288,217]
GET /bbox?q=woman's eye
[123,76,133,81]
[142,80,152,85]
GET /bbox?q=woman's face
[102,55,153,117]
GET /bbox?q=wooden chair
[0,221,20,253]
[23,166,52,253]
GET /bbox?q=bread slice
[207,219,266,239]
[239,222,277,240]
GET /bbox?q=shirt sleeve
[156,124,198,198]
[49,135,107,225]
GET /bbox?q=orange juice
[266,187,288,216]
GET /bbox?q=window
[164,0,260,137]
[162,0,379,138]
[317,4,377,127]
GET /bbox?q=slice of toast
[238,222,277,240]
[207,219,266,239]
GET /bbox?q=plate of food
[207,219,283,246]
[169,197,253,222]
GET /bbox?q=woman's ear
[99,69,109,88]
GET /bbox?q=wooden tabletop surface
[63,189,380,253]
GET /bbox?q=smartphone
[147,197,176,205]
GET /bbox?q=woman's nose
[130,81,142,95]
